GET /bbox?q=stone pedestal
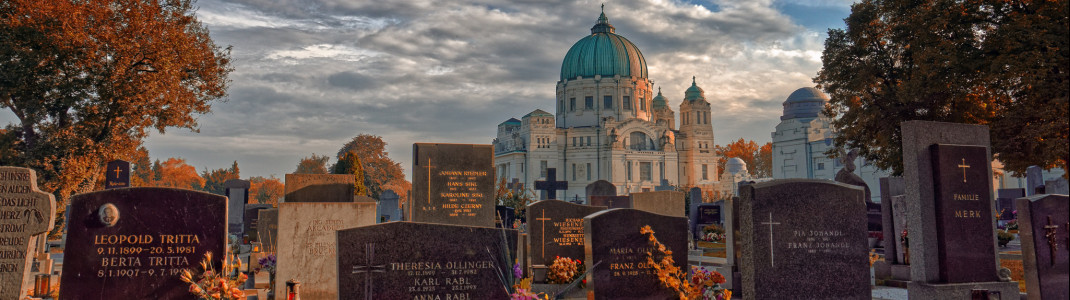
[907,281,1017,300]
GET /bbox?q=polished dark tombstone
[495,205,515,228]
[526,200,606,269]
[588,195,631,209]
[284,173,355,202]
[1016,194,1069,300]
[410,143,495,227]
[59,188,226,299]
[930,144,998,283]
[104,160,131,189]
[996,188,1025,221]
[336,222,517,300]
[0,167,56,300]
[243,204,272,242]
[584,208,687,300]
[696,204,722,225]
[585,180,616,201]
[534,168,568,201]
[256,209,278,252]
[739,179,869,300]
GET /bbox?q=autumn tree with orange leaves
[715,138,773,179]
[1,0,232,237]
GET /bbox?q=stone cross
[1044,216,1059,266]
[957,158,970,183]
[351,243,386,300]
[535,209,552,259]
[760,212,780,267]
[507,178,524,195]
[534,168,568,200]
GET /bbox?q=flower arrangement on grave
[546,256,585,285]
[702,224,726,243]
[868,249,883,267]
[254,254,277,293]
[868,231,883,241]
[1006,217,1018,231]
[181,252,248,300]
[641,225,731,300]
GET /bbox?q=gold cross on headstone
[760,212,780,267]
[113,165,123,179]
[536,209,552,259]
[1043,216,1059,266]
[421,158,435,205]
[957,159,970,183]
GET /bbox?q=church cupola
[651,87,676,130]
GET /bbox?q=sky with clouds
[2,0,858,180]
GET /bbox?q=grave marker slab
[588,195,630,209]
[1016,194,1069,300]
[654,179,674,191]
[631,190,685,217]
[739,179,869,300]
[243,204,272,242]
[1026,166,1044,196]
[410,143,495,227]
[104,160,130,189]
[377,190,402,223]
[930,144,998,283]
[336,222,517,300]
[256,209,278,252]
[585,180,616,201]
[274,202,376,299]
[879,177,905,264]
[584,208,687,300]
[284,174,355,203]
[0,167,55,300]
[525,200,606,269]
[1045,178,1069,195]
[59,187,224,299]
[696,204,721,225]
[224,179,250,235]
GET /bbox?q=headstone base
[907,281,1017,299]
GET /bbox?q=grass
[1000,259,1026,293]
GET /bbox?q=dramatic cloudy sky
[3,0,857,180]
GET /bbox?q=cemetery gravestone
[59,188,225,299]
[534,168,568,201]
[410,143,495,227]
[696,204,722,225]
[336,222,517,300]
[284,174,355,203]
[585,180,616,201]
[1045,178,1069,195]
[996,188,1025,221]
[900,121,1017,298]
[104,160,131,189]
[1015,194,1068,300]
[739,179,869,300]
[1026,166,1044,196]
[631,190,685,217]
[275,202,376,299]
[224,179,250,235]
[688,187,703,237]
[588,195,630,209]
[377,190,401,223]
[525,200,606,271]
[256,209,278,252]
[0,167,55,300]
[243,204,272,242]
[584,208,687,300]
[890,195,909,263]
[879,176,905,264]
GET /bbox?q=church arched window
[629,131,652,151]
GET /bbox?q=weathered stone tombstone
[410,143,495,227]
[525,200,606,280]
[879,176,907,266]
[584,208,687,300]
[588,195,630,209]
[901,121,1017,298]
[890,195,909,263]
[1045,178,1069,195]
[1016,194,1068,300]
[585,180,616,202]
[1026,166,1045,196]
[336,222,517,300]
[739,179,869,299]
[653,179,674,191]
[377,189,402,223]
[256,209,278,252]
[243,204,272,243]
[59,187,225,299]
[104,160,131,189]
[534,168,568,201]
[996,188,1025,221]
[274,201,376,299]
[0,167,56,300]
[224,178,250,235]
[284,174,355,203]
[630,190,685,217]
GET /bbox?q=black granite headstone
[336,222,517,300]
[930,144,998,283]
[104,160,131,189]
[584,208,687,300]
[243,204,272,242]
[59,188,226,299]
[588,195,630,209]
[1015,194,1069,300]
[410,143,495,227]
[696,204,721,225]
[526,200,606,268]
[996,188,1025,221]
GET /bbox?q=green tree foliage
[335,134,408,199]
[816,0,1068,175]
[199,161,240,195]
[294,154,330,174]
[1,0,232,237]
[333,151,368,197]
[131,147,153,187]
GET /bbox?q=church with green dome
[493,10,721,199]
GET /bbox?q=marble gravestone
[588,195,630,209]
[104,160,131,189]
[224,179,250,235]
[377,189,402,223]
[242,204,272,242]
[0,167,56,300]
[255,209,278,253]
[336,222,517,300]
[900,121,1017,298]
[584,208,687,300]
[275,202,376,299]
[59,188,225,299]
[525,200,606,273]
[410,143,495,227]
[284,174,356,203]
[585,180,616,201]
[630,190,685,217]
[1015,194,1068,300]
[739,179,869,300]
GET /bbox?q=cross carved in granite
[1043,216,1059,266]
[760,212,781,268]
[351,243,386,300]
[534,168,568,200]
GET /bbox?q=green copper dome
[684,77,706,102]
[652,87,668,109]
[560,10,648,81]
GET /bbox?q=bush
[997,229,1015,247]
